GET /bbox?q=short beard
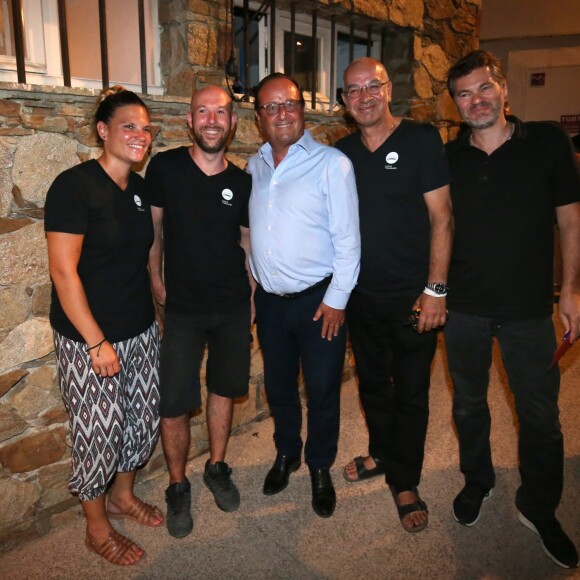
[193,128,228,153]
[462,101,502,130]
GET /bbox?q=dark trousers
[255,284,346,470]
[444,311,563,521]
[347,290,438,491]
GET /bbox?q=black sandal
[343,456,386,483]
[390,485,429,533]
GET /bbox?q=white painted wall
[507,47,580,125]
[481,0,580,40]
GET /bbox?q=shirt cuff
[322,287,351,310]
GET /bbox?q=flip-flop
[343,456,386,483]
[390,485,429,533]
[107,497,164,527]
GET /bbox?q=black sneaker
[165,478,193,538]
[518,512,579,569]
[453,483,493,526]
[203,460,240,512]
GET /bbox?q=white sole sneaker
[518,511,579,569]
[453,487,493,527]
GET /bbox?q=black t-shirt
[446,116,580,319]
[44,159,155,342]
[145,147,252,314]
[336,119,450,296]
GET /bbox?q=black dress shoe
[263,454,301,496]
[310,468,336,518]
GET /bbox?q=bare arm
[149,205,166,307]
[47,232,120,376]
[556,202,580,342]
[240,226,256,324]
[413,184,454,332]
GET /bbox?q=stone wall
[0,83,356,551]
[0,0,480,552]
[158,0,481,140]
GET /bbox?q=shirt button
[267,225,272,231]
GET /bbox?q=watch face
[434,283,446,294]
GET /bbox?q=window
[0,0,162,94]
[0,0,46,73]
[233,0,381,110]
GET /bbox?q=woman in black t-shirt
[45,87,162,566]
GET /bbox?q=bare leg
[207,393,234,464]
[161,415,190,483]
[82,495,143,565]
[107,471,164,526]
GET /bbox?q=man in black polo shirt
[445,50,580,568]
[146,86,253,538]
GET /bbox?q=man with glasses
[335,58,453,533]
[248,72,360,518]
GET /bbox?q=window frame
[0,0,162,94]
[237,0,381,109]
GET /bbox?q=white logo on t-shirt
[385,152,399,165]
[222,188,233,206]
[134,194,142,206]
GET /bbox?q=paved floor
[2,325,580,580]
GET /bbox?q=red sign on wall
[560,114,580,134]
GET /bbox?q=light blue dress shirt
[248,130,360,310]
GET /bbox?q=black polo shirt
[446,116,580,319]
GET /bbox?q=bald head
[344,57,389,86]
[191,85,233,113]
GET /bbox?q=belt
[269,276,332,299]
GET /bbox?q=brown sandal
[107,497,165,527]
[85,530,144,566]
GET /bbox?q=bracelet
[423,287,447,298]
[87,338,107,356]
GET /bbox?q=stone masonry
[0,0,479,551]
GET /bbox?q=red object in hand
[550,330,573,369]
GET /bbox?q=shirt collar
[258,129,314,162]
[457,114,525,151]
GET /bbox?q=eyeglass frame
[256,99,305,116]
[342,80,390,100]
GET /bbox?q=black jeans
[347,290,438,491]
[444,311,563,521]
[255,284,346,470]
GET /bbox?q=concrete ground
[2,324,579,580]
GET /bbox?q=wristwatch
[425,282,449,295]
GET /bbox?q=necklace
[470,122,514,147]
[361,118,396,152]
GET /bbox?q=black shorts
[159,303,251,417]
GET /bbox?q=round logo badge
[133,195,142,207]
[222,188,233,201]
[385,152,399,165]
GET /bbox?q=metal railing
[10,0,149,93]
[231,0,384,110]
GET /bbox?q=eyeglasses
[343,81,389,100]
[257,99,303,116]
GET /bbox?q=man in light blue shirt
[248,73,360,518]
